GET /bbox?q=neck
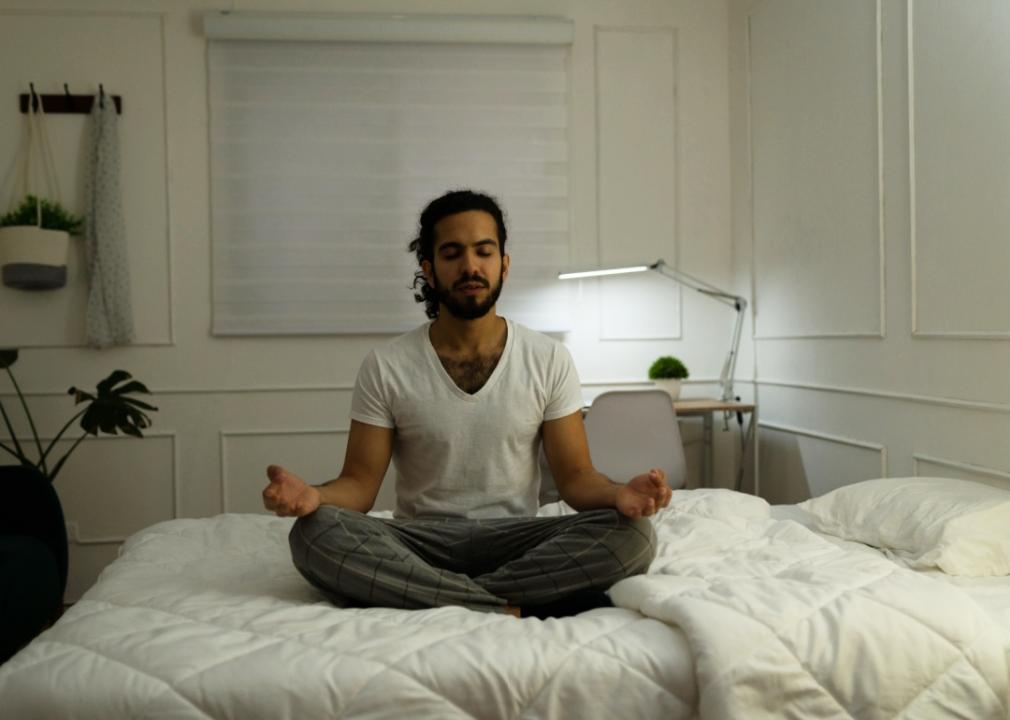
[429,310,505,356]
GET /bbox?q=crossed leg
[289,507,655,615]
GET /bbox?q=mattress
[1,490,1008,719]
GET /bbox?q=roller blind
[208,38,572,335]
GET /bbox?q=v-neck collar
[425,317,513,402]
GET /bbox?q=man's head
[409,190,509,320]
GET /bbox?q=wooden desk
[673,398,756,490]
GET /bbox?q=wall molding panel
[2,383,357,398]
[760,420,886,465]
[748,0,884,340]
[757,379,1010,416]
[594,25,682,341]
[6,377,749,397]
[219,427,348,513]
[913,453,1010,485]
[758,420,886,501]
[22,430,181,545]
[0,9,174,348]
[908,0,1010,339]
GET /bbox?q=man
[263,190,671,617]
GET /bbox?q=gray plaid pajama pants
[289,506,656,613]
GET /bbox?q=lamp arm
[651,261,739,308]
[651,260,747,402]
[719,296,747,402]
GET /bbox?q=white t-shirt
[349,318,584,519]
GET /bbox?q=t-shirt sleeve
[349,350,396,429]
[543,343,586,421]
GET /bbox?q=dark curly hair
[408,190,508,319]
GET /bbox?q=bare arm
[262,419,394,517]
[542,410,671,518]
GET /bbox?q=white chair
[538,389,687,505]
[583,390,687,490]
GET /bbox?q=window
[207,18,572,334]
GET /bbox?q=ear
[421,259,434,287]
[502,253,510,281]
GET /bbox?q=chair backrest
[583,390,687,490]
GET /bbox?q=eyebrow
[436,239,498,253]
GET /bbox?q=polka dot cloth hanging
[84,90,134,348]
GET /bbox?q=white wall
[0,0,736,599]
[732,0,1010,503]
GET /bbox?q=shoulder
[507,319,576,375]
[369,323,431,362]
[509,319,566,356]
[357,323,430,382]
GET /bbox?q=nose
[460,249,481,274]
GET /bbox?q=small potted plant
[648,355,689,400]
[0,194,84,290]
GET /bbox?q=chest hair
[438,348,505,394]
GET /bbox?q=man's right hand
[262,465,321,518]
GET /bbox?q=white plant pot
[652,378,683,400]
[0,225,70,289]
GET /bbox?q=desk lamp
[558,259,747,402]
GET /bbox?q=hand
[262,464,321,518]
[616,468,672,519]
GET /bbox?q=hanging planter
[0,226,70,290]
[0,196,82,290]
[1,91,84,291]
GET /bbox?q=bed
[1,480,1008,719]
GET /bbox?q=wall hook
[18,83,122,115]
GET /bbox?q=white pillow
[798,477,1010,576]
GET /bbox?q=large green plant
[0,194,84,235]
[0,349,157,481]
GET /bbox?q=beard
[432,268,505,320]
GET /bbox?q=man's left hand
[616,468,672,519]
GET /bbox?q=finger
[267,465,286,483]
[649,469,665,487]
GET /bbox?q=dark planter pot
[0,464,68,664]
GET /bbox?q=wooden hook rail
[18,83,123,115]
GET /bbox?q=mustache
[453,275,489,289]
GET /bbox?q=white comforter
[0,512,695,719]
[610,490,1010,719]
[1,490,1008,719]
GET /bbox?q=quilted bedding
[610,490,1010,719]
[1,490,1008,719]
[0,511,695,719]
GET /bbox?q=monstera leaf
[70,370,156,439]
[0,350,157,481]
